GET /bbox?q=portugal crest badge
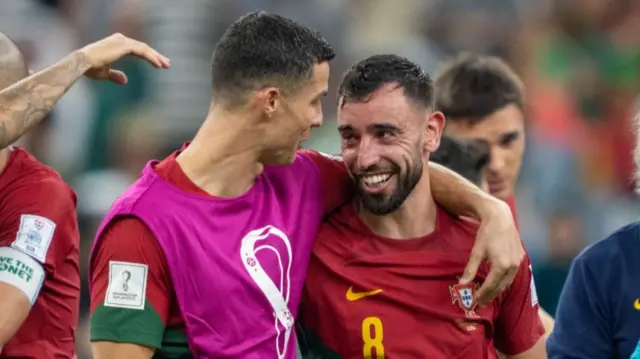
[449,282,478,317]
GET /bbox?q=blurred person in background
[299,55,545,359]
[434,53,556,335]
[88,11,525,359]
[546,112,640,358]
[0,31,168,358]
[431,135,491,191]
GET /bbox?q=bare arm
[506,338,547,359]
[0,246,48,349]
[0,51,89,148]
[428,162,524,304]
[539,307,555,337]
[0,282,31,348]
[92,342,155,359]
[428,161,507,219]
[0,33,169,149]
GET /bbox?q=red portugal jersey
[0,148,80,358]
[300,204,543,359]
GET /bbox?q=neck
[176,106,264,198]
[358,168,437,239]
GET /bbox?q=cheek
[340,148,358,168]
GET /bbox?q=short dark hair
[338,54,434,108]
[431,136,490,186]
[435,53,524,124]
[211,11,335,107]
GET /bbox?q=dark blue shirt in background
[547,222,640,359]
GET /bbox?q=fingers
[121,37,171,69]
[460,249,483,285]
[475,258,520,305]
[107,69,128,85]
[474,267,507,306]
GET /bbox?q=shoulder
[95,216,159,255]
[295,149,345,174]
[3,149,75,204]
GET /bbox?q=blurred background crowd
[1,0,639,357]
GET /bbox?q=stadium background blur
[1,0,639,357]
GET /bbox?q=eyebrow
[369,123,399,132]
[501,131,520,140]
[337,124,353,132]
[313,90,328,102]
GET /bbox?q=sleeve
[493,255,545,355]
[0,177,78,301]
[89,217,174,349]
[546,253,613,359]
[299,150,355,215]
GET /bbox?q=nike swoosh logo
[346,286,382,301]
[634,299,640,310]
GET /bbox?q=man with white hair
[547,113,640,358]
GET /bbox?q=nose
[488,146,507,174]
[310,108,323,128]
[355,138,380,170]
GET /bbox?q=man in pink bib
[89,11,524,359]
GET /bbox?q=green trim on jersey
[90,299,191,357]
[90,299,165,348]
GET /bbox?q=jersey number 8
[362,316,385,358]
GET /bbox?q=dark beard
[356,160,423,216]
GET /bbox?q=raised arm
[0,33,169,148]
[428,162,524,305]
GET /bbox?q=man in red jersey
[435,53,555,334]
[89,13,523,359]
[299,55,546,358]
[0,32,169,358]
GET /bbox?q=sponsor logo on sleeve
[104,261,148,310]
[11,214,56,263]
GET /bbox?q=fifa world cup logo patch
[449,282,478,317]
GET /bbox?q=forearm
[428,162,507,219]
[92,342,155,359]
[0,51,90,148]
[539,307,555,337]
[0,282,31,347]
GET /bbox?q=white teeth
[362,174,392,185]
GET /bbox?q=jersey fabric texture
[299,204,544,358]
[0,147,80,358]
[89,146,351,358]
